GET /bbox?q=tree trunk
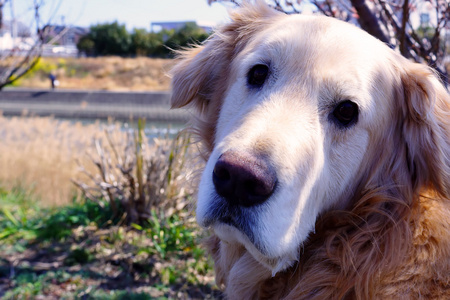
[350,0,389,44]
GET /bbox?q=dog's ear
[170,41,226,113]
[170,0,280,113]
[400,62,450,197]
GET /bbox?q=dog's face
[196,16,396,272]
[171,3,450,274]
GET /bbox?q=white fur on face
[196,15,396,273]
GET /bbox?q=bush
[74,120,195,225]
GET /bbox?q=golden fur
[171,1,450,299]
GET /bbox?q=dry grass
[0,115,126,206]
[14,56,175,91]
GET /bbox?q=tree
[0,0,53,89]
[76,22,211,58]
[208,0,449,85]
[85,22,132,56]
[76,35,95,56]
[164,22,209,51]
[154,23,210,58]
[130,28,162,56]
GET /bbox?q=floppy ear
[400,62,450,197]
[170,0,280,113]
[170,41,228,113]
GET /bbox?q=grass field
[9,57,175,91]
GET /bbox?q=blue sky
[9,0,233,30]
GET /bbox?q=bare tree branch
[350,0,390,43]
[399,0,409,57]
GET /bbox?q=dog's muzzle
[212,150,278,207]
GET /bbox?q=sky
[5,0,431,34]
[8,0,234,31]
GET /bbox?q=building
[41,25,89,57]
[44,25,89,46]
[150,21,214,33]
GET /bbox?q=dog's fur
[170,1,450,299]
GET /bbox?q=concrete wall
[0,89,189,122]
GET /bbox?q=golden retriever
[170,1,450,298]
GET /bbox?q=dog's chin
[212,222,298,276]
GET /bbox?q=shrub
[74,119,195,225]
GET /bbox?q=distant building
[150,21,214,33]
[44,25,89,46]
[41,25,89,57]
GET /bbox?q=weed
[145,210,196,259]
[0,186,41,241]
[37,198,117,241]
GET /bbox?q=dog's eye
[332,100,358,127]
[247,64,269,87]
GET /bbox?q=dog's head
[171,1,450,273]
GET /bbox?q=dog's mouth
[213,213,263,252]
[201,199,266,252]
[211,214,298,274]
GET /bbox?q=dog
[171,1,450,298]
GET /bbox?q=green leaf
[0,228,17,239]
[131,223,143,230]
[2,207,20,227]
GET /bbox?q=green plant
[86,290,154,300]
[0,186,41,241]
[0,187,116,243]
[5,272,47,298]
[37,198,117,240]
[3,270,87,299]
[142,210,196,259]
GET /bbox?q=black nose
[212,150,277,207]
